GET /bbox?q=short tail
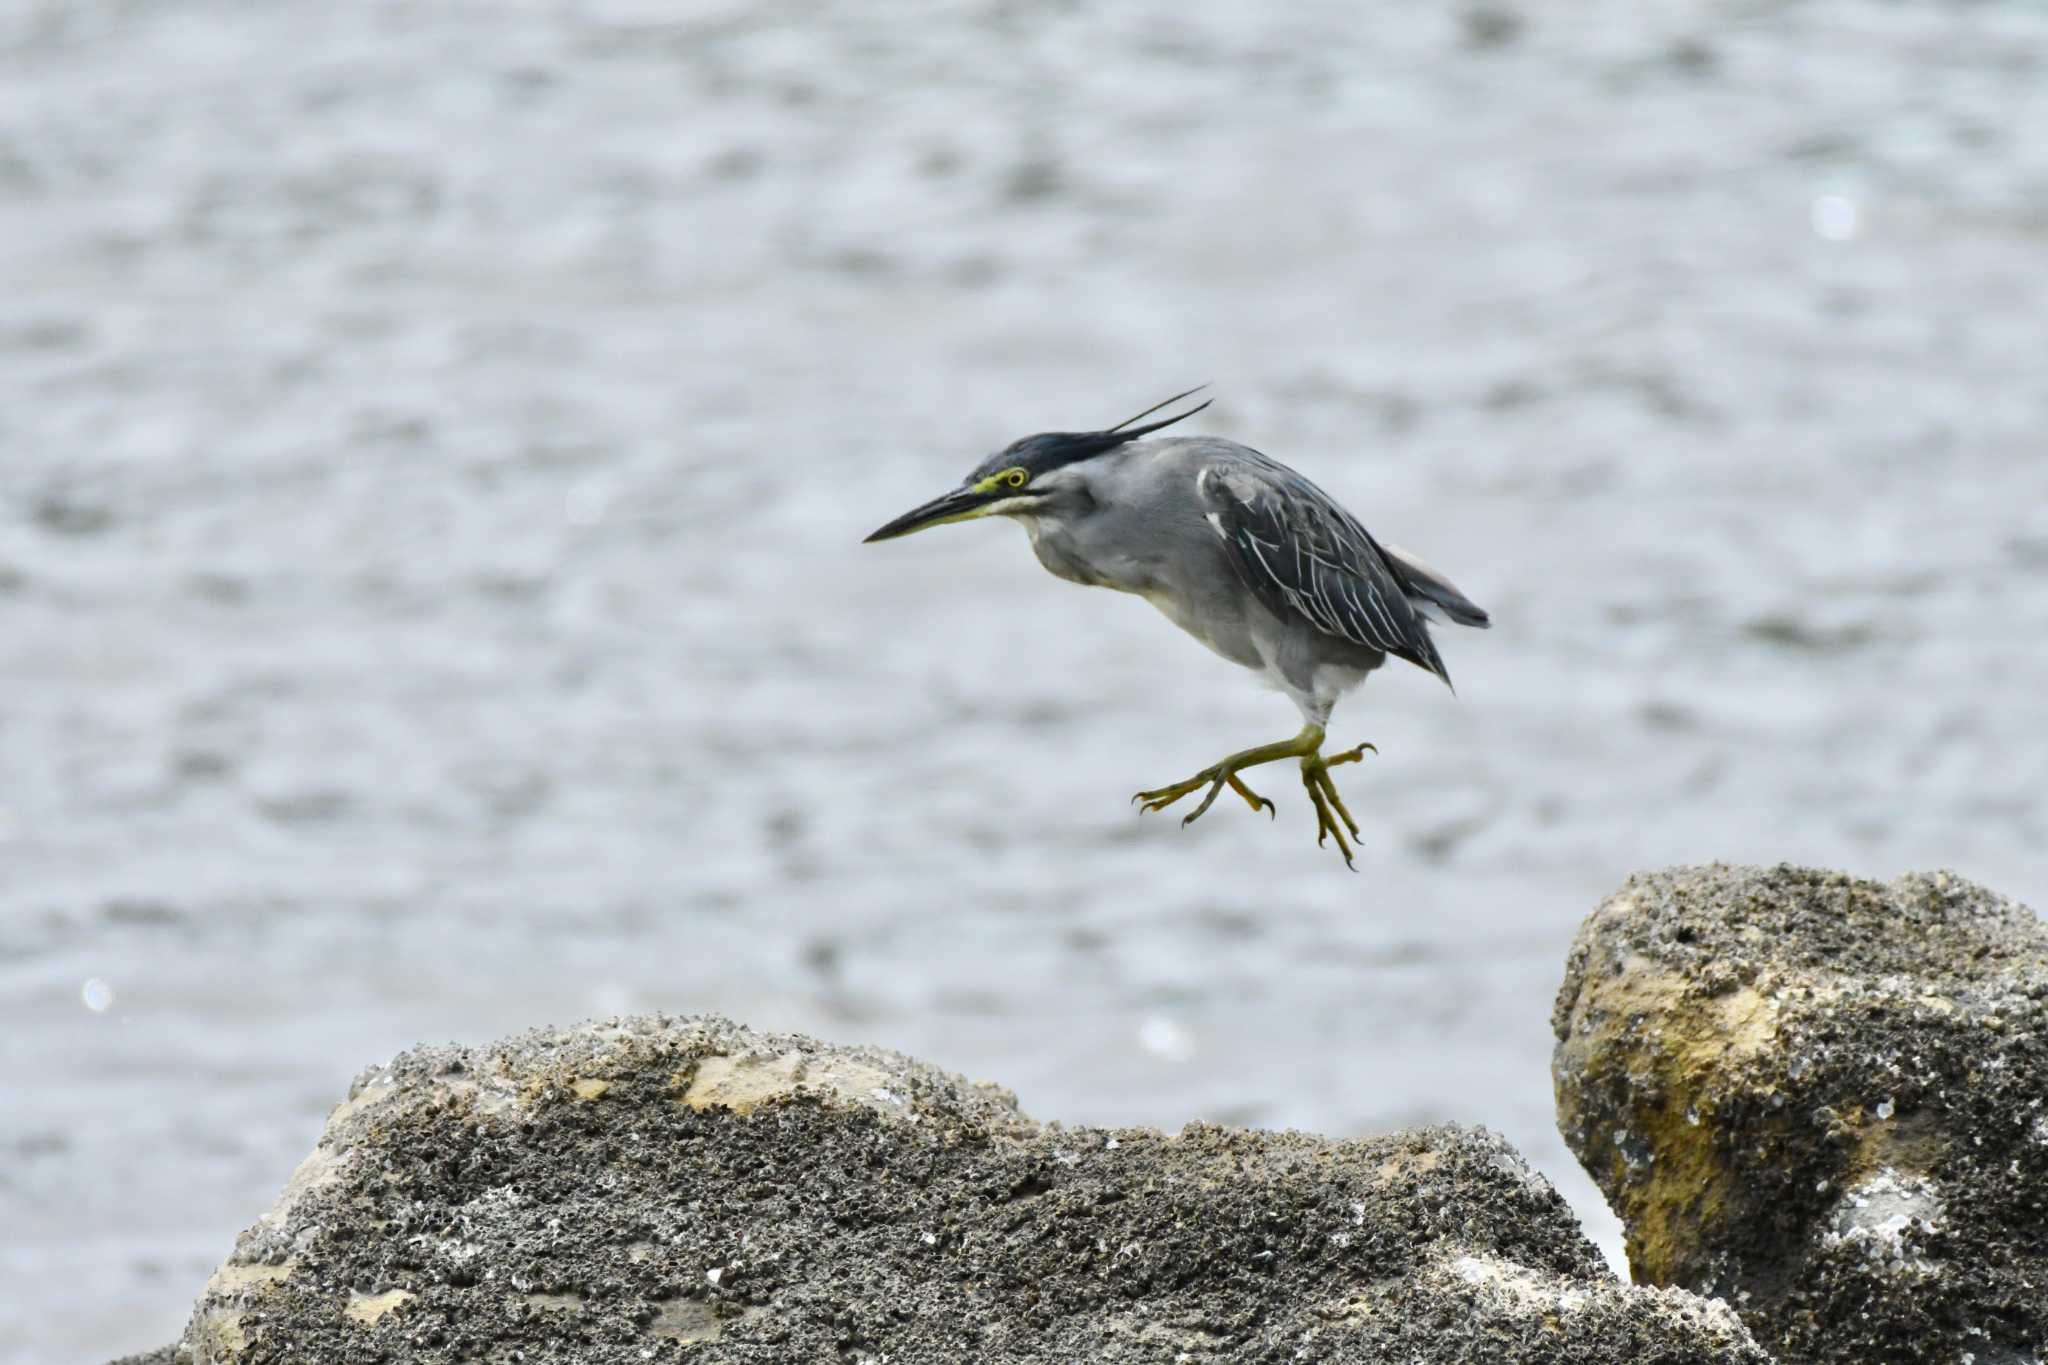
[1378,542,1490,629]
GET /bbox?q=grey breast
[1024,440,1270,675]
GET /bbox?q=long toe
[1226,773,1275,818]
[1133,770,1214,815]
[1311,765,1363,841]
[1136,763,1271,826]
[1302,767,1359,870]
[1133,785,1191,815]
[1326,741,1378,768]
[1177,773,1235,828]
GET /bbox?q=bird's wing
[1197,456,1451,684]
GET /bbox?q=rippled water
[5,3,2046,1360]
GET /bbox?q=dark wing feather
[1198,456,1452,685]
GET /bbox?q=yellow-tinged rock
[345,1288,415,1325]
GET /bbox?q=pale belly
[1147,587,1380,724]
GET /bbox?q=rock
[1554,863,2048,1365]
[155,1014,1765,1363]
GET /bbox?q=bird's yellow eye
[1003,468,1028,488]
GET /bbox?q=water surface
[4,3,2046,1360]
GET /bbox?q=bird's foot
[1300,742,1375,869]
[1131,724,1336,841]
[1133,767,1275,827]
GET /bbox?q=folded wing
[1197,457,1455,686]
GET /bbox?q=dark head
[862,388,1212,543]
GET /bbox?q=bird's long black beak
[862,485,1001,543]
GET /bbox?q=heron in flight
[865,390,1489,866]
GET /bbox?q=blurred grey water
[4,1,2046,1359]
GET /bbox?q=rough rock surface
[143,1014,1764,1363]
[1555,863,2048,1365]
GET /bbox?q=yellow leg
[1134,725,1377,866]
[1134,723,1324,824]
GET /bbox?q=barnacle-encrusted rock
[1554,863,2048,1365]
[144,1014,1762,1363]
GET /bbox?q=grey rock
[1554,863,2048,1365]
[153,1014,1764,1363]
